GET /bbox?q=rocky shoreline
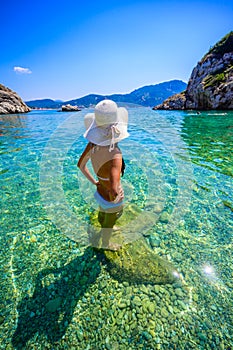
[1,32,232,114]
[0,84,31,114]
[154,31,233,110]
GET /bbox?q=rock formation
[88,206,180,285]
[104,239,180,285]
[154,31,233,110]
[0,84,31,114]
[61,104,81,112]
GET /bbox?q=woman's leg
[98,210,105,227]
[98,208,123,228]
[100,208,123,250]
[89,209,105,248]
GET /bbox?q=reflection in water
[0,114,28,159]
[201,263,230,294]
[0,114,27,138]
[203,264,215,276]
[181,111,233,177]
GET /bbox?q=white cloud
[14,66,32,74]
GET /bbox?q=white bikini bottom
[94,191,123,212]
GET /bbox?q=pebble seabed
[0,109,232,349]
[1,212,232,350]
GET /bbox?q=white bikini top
[97,175,110,181]
[91,143,121,182]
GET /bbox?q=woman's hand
[109,187,124,202]
[109,188,118,201]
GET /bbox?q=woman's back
[90,143,122,180]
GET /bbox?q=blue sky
[1,0,232,101]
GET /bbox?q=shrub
[204,72,226,88]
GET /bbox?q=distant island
[154,31,233,110]
[25,80,187,109]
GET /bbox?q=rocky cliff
[154,32,233,110]
[0,84,31,114]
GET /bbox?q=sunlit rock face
[154,32,233,110]
[0,84,31,114]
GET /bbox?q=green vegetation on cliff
[205,31,233,58]
[203,72,226,88]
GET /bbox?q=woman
[78,100,129,250]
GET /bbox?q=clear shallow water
[0,109,232,349]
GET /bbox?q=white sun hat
[83,99,129,152]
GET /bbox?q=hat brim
[83,107,129,146]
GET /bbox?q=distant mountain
[25,80,187,109]
[26,99,62,109]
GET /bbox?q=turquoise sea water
[0,108,232,349]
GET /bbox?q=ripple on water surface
[0,109,232,349]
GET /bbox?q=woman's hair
[121,158,125,176]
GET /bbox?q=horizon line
[24,78,187,102]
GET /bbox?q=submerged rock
[89,206,179,285]
[0,84,31,114]
[45,297,62,313]
[103,239,180,285]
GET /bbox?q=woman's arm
[77,143,99,185]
